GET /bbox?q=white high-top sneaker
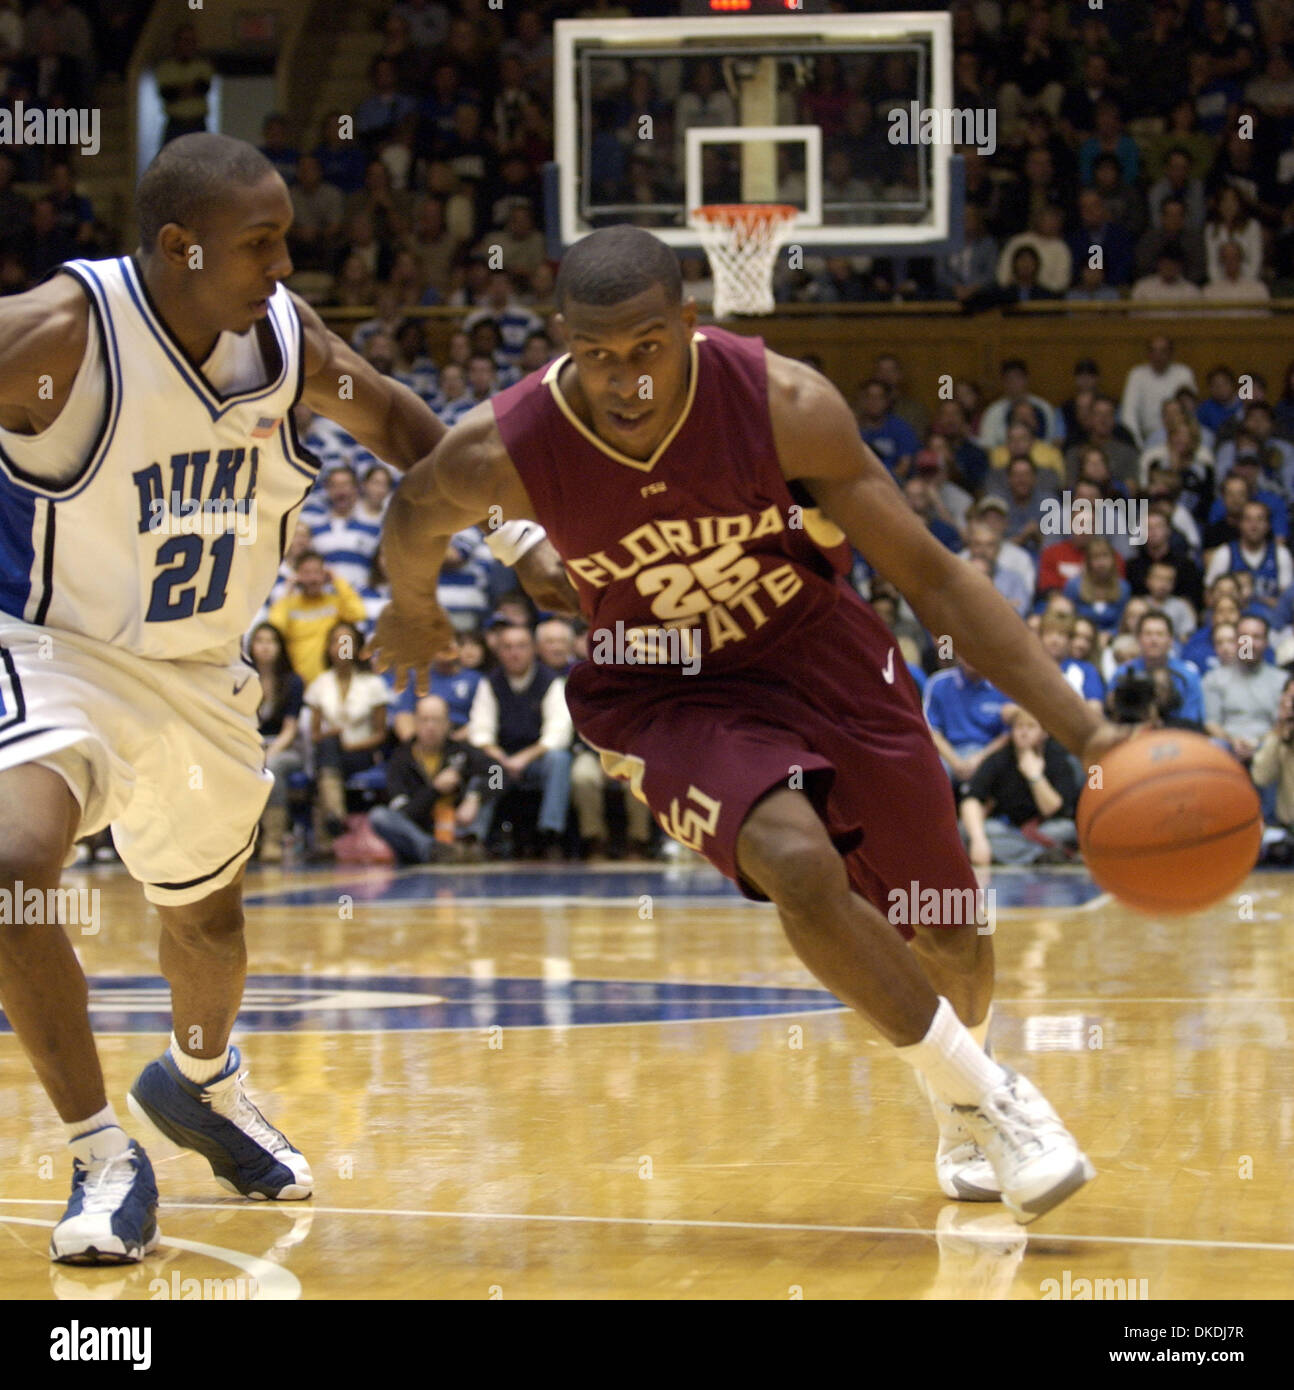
[954,1068,1095,1224]
[918,1070,1003,1201]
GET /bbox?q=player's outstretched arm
[768,353,1119,764]
[293,291,445,473]
[371,405,540,693]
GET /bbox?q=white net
[691,205,798,318]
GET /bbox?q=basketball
[1077,731,1263,916]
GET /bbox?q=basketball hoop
[691,204,798,318]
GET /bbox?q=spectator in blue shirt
[1114,610,1206,722]
[356,57,418,150]
[1077,101,1140,187]
[1198,365,1243,436]
[314,111,370,194]
[1039,611,1104,713]
[1063,537,1131,633]
[1206,455,1291,541]
[390,638,483,741]
[856,378,921,478]
[923,657,1013,792]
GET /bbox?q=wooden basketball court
[1,858,1291,1300]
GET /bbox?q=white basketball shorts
[0,618,271,906]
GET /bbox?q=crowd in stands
[47,0,1294,869]
[787,0,1294,307]
[0,1,151,285]
[854,340,1294,865]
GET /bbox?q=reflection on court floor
[1,860,1291,1299]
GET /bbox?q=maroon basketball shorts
[565,591,979,937]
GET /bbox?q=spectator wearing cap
[856,378,921,478]
[979,358,1061,451]
[910,440,973,532]
[902,474,962,553]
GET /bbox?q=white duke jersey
[0,255,320,662]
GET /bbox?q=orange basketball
[1076,730,1262,916]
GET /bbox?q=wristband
[484,519,547,566]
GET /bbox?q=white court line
[0,1214,301,1299]
[3,1198,1290,1256]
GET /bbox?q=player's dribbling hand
[1080,719,1141,774]
[367,599,456,695]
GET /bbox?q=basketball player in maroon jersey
[374,226,1129,1223]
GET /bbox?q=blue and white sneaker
[50,1138,160,1265]
[127,1047,312,1201]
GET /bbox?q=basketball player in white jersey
[0,134,567,1264]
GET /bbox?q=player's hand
[367,598,456,695]
[1079,719,1140,776]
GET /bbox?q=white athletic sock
[67,1105,129,1164]
[969,1006,992,1053]
[169,1033,230,1084]
[897,997,1006,1107]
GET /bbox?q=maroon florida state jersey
[492,326,853,674]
